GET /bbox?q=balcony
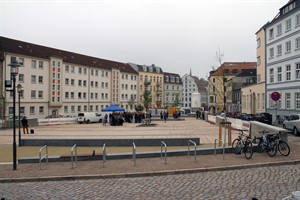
[156,81,162,86]
[144,80,151,85]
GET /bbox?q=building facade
[0,37,138,120]
[241,26,267,115]
[208,62,257,114]
[163,72,182,108]
[181,73,207,109]
[265,0,300,121]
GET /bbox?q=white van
[78,112,102,124]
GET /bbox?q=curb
[1,159,299,183]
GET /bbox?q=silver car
[283,114,300,136]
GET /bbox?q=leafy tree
[143,90,152,111]
[135,104,144,112]
[172,94,181,107]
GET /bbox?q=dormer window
[166,76,169,82]
[156,67,160,73]
[149,66,153,72]
[143,65,147,71]
[176,77,179,83]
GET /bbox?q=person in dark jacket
[21,116,29,134]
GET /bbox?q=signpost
[271,92,281,124]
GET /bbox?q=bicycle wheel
[232,139,241,154]
[267,140,277,157]
[278,141,290,156]
[243,140,253,159]
[252,137,263,153]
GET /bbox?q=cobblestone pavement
[0,164,299,200]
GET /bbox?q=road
[1,164,299,200]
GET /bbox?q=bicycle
[252,130,283,157]
[232,129,253,159]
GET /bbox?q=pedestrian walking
[163,111,167,123]
[21,116,29,134]
[103,114,108,126]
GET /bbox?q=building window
[277,44,282,56]
[31,60,36,68]
[257,56,261,65]
[296,93,300,110]
[31,90,36,99]
[71,106,75,113]
[286,93,291,109]
[84,68,87,75]
[296,14,300,27]
[285,18,291,31]
[277,24,282,36]
[78,67,82,74]
[296,37,300,49]
[19,74,24,82]
[96,70,98,76]
[269,28,274,39]
[65,65,69,72]
[296,62,300,80]
[52,61,55,66]
[286,41,291,53]
[38,76,43,84]
[270,68,274,83]
[30,106,35,114]
[38,61,43,69]
[78,106,81,112]
[71,66,75,73]
[277,67,282,82]
[38,91,43,99]
[78,92,82,99]
[78,80,82,87]
[270,48,274,58]
[83,80,87,87]
[84,105,87,112]
[19,58,24,65]
[31,75,36,84]
[286,65,291,81]
[65,92,69,99]
[65,78,69,86]
[39,106,44,114]
[64,106,68,113]
[257,38,261,48]
[71,92,74,99]
[71,79,75,86]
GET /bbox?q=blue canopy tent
[101,104,125,112]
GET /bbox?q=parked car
[253,112,272,125]
[283,114,300,136]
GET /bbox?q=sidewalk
[0,118,299,182]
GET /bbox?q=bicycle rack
[39,145,48,170]
[71,144,77,169]
[161,141,167,164]
[188,140,197,162]
[102,143,106,168]
[214,139,225,160]
[132,142,136,166]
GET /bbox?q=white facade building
[0,37,138,120]
[265,0,300,120]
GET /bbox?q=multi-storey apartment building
[0,37,138,119]
[241,26,267,114]
[181,73,207,109]
[265,0,300,120]
[208,62,256,114]
[128,63,164,108]
[163,72,182,107]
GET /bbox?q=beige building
[128,63,164,109]
[241,27,266,114]
[208,62,257,114]
[164,72,182,107]
[0,37,138,120]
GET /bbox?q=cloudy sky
[1,0,288,78]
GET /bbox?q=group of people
[195,110,205,120]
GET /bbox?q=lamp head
[8,60,21,76]
[17,84,23,93]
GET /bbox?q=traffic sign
[271,92,281,102]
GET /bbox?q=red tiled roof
[0,36,137,74]
[210,62,257,76]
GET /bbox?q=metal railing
[39,145,48,170]
[188,140,197,162]
[71,144,77,168]
[161,141,167,164]
[132,142,136,166]
[102,143,106,167]
[214,139,225,160]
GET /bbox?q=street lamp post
[8,60,21,170]
[17,84,23,147]
[250,89,252,114]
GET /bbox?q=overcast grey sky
[1,0,288,78]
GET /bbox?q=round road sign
[271,92,281,102]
